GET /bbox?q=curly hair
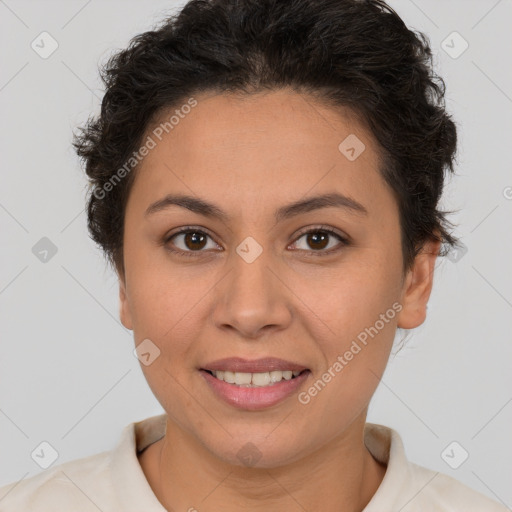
[73,0,458,276]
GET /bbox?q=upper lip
[201,357,309,373]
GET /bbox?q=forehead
[145,89,376,165]
[130,89,394,221]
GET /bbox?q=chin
[197,425,319,470]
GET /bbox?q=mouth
[201,368,308,387]
[199,357,311,410]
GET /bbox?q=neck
[139,412,387,512]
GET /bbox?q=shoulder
[363,423,508,512]
[0,414,166,512]
[0,450,116,512]
[404,462,508,511]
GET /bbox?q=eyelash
[163,225,350,258]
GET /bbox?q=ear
[119,276,134,330]
[396,238,441,329]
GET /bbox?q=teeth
[210,369,303,387]
[223,371,235,384]
[234,372,252,385]
[282,370,293,380]
[270,370,282,383]
[252,372,271,386]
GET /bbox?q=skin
[118,89,440,511]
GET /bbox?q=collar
[110,413,414,511]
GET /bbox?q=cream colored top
[0,413,507,511]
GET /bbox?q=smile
[200,358,311,410]
[204,369,305,387]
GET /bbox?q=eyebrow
[145,192,368,223]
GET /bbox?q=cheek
[296,255,401,407]
[301,258,401,342]
[297,279,398,435]
[124,241,205,339]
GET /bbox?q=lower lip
[200,370,310,411]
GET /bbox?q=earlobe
[396,239,441,330]
[119,277,134,330]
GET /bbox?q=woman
[0,0,506,510]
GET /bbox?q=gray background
[1,0,511,507]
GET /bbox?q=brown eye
[181,231,208,250]
[291,227,348,255]
[305,231,330,250]
[165,228,220,256]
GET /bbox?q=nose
[211,246,293,340]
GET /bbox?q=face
[119,89,438,467]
